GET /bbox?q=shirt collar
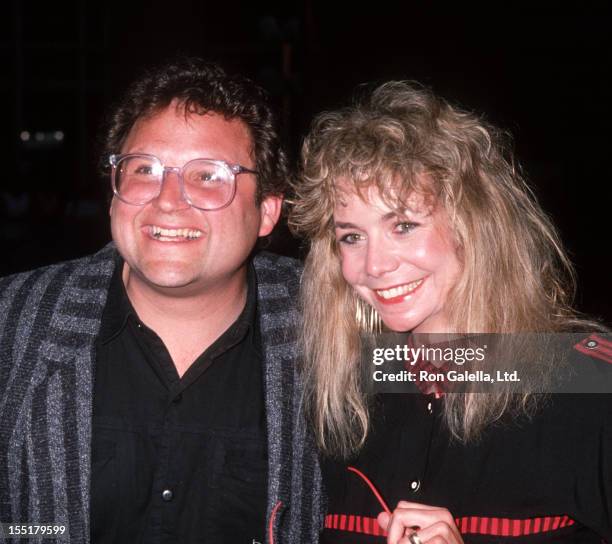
[97,255,135,345]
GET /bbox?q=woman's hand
[377,501,464,544]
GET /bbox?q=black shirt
[321,346,612,543]
[92,260,268,544]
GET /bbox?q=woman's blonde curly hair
[289,81,591,457]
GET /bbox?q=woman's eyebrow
[334,221,358,229]
[335,211,401,229]
[382,211,401,221]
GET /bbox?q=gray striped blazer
[0,244,323,543]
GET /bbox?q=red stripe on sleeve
[533,517,541,533]
[326,513,574,537]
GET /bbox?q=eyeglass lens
[114,155,234,210]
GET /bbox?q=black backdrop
[1,1,610,322]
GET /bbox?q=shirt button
[410,480,420,492]
[162,489,173,502]
[586,340,598,349]
[426,401,433,414]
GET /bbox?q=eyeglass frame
[108,153,259,211]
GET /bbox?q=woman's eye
[395,222,418,234]
[339,233,363,244]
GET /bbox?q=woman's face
[333,184,461,333]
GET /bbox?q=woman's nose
[364,239,400,277]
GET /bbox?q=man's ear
[257,194,283,237]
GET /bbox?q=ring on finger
[408,533,423,544]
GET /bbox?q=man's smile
[148,225,203,241]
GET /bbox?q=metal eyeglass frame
[109,153,258,211]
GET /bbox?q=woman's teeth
[151,226,203,240]
[375,279,423,299]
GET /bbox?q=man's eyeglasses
[109,153,258,211]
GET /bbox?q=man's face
[110,104,281,296]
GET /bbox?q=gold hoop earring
[355,298,382,334]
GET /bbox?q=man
[0,58,322,543]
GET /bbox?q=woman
[290,82,611,543]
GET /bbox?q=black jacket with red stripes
[321,334,612,543]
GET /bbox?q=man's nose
[152,168,190,211]
[365,238,400,277]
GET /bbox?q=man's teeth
[151,226,202,240]
[375,279,423,299]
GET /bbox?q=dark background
[1,1,610,323]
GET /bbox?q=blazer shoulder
[0,244,117,301]
[253,251,303,284]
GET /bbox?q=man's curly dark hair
[102,57,288,202]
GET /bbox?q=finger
[398,532,427,544]
[399,534,448,544]
[379,511,418,544]
[386,511,419,543]
[416,520,464,543]
[394,529,418,544]
[391,507,456,530]
[378,511,391,531]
